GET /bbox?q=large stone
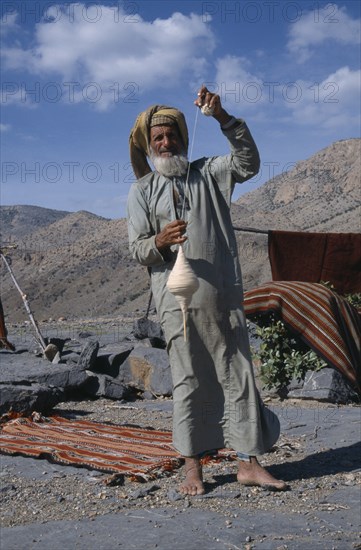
[0,350,90,397]
[90,346,134,377]
[287,368,359,403]
[82,372,128,400]
[118,346,172,396]
[77,340,99,370]
[132,317,166,349]
[0,384,64,415]
[1,357,80,387]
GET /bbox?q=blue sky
[1,0,360,219]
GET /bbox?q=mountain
[0,205,71,241]
[231,138,360,289]
[1,139,360,322]
[1,209,149,322]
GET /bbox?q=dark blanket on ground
[243,282,361,394]
[268,231,361,294]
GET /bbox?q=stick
[0,252,47,351]
[182,310,187,342]
[232,226,269,235]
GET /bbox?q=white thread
[168,104,202,341]
[181,105,200,220]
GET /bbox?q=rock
[62,352,80,364]
[167,488,184,502]
[90,346,134,377]
[132,318,166,348]
[287,368,358,403]
[142,391,156,400]
[0,350,90,399]
[129,484,160,499]
[47,338,69,354]
[77,340,99,370]
[82,373,128,400]
[134,339,153,348]
[51,352,62,364]
[43,343,60,362]
[118,347,172,396]
[0,384,64,415]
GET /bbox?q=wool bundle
[166,245,199,341]
[201,104,214,116]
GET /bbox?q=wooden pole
[1,252,47,351]
[232,226,269,235]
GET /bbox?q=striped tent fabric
[243,282,361,394]
[0,414,236,479]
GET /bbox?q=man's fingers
[196,85,208,106]
[196,86,221,115]
[209,94,220,109]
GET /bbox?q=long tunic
[127,119,280,457]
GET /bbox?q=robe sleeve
[208,119,260,189]
[127,182,170,267]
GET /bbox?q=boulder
[132,317,166,349]
[0,342,93,414]
[118,346,172,396]
[90,346,134,377]
[77,339,99,370]
[287,368,359,403]
[82,373,129,400]
[0,384,64,415]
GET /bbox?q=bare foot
[237,456,288,491]
[179,457,205,496]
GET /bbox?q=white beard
[149,149,189,178]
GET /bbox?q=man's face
[149,125,183,158]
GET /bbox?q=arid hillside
[1,138,360,322]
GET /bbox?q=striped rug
[244,282,361,394]
[0,414,235,480]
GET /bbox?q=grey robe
[127,119,280,457]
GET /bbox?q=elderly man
[127,86,286,495]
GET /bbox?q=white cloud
[213,55,264,111]
[285,67,361,130]
[0,123,11,132]
[0,11,19,37]
[288,5,361,62]
[0,83,39,108]
[212,59,360,132]
[1,5,215,110]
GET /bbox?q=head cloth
[129,105,189,179]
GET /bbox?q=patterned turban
[129,105,189,179]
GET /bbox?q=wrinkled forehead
[149,124,181,141]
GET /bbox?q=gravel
[1,397,360,536]
[1,319,360,548]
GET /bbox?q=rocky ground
[1,396,361,549]
[1,319,360,549]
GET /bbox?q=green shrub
[248,316,327,392]
[248,288,360,394]
[344,292,361,310]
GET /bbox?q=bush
[248,315,327,392]
[344,292,361,310]
[248,289,360,394]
